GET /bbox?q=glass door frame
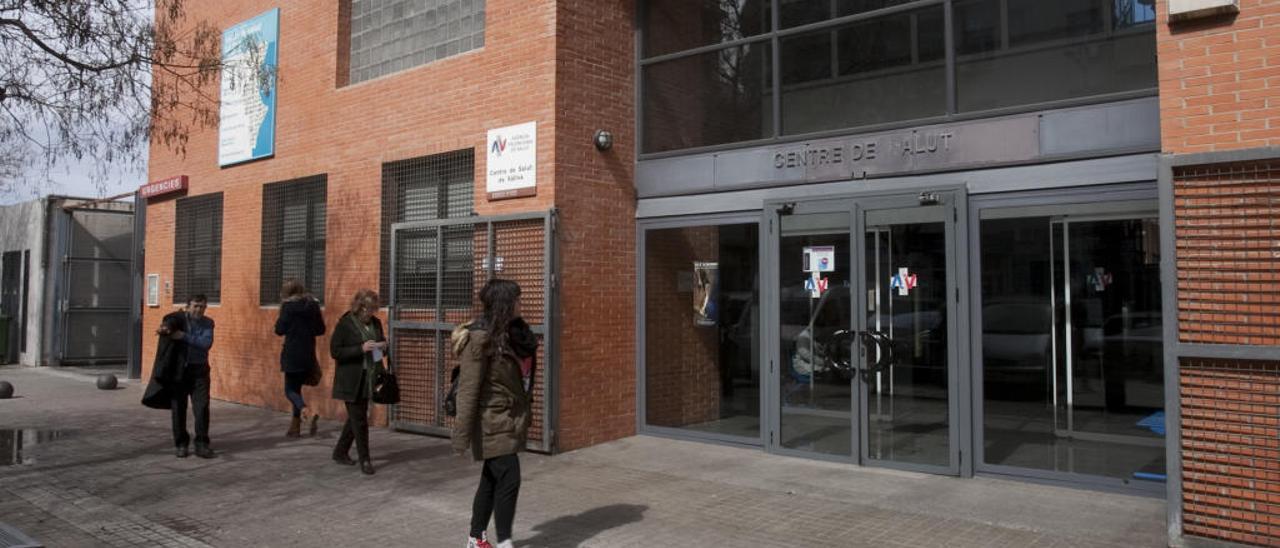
[763,186,970,476]
[969,183,1165,494]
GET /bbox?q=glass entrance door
[858,200,957,473]
[771,192,961,475]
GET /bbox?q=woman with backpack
[452,279,538,548]
[274,279,325,438]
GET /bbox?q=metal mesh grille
[388,212,552,451]
[347,0,487,84]
[260,176,327,305]
[1174,162,1280,346]
[173,193,223,303]
[380,150,475,304]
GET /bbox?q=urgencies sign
[140,176,189,200]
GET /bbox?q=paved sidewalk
[0,366,1168,547]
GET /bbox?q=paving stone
[0,366,1167,547]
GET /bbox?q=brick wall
[1158,0,1280,154]
[1181,358,1280,546]
[1159,2,1280,545]
[552,1,638,451]
[644,227,721,428]
[1175,162,1280,346]
[145,0,559,428]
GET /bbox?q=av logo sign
[486,122,537,200]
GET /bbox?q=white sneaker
[495,540,514,548]
[466,535,492,548]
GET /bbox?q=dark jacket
[450,322,533,460]
[329,312,385,402]
[275,297,325,373]
[142,312,188,409]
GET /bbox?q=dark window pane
[956,0,1156,112]
[379,150,475,306]
[981,216,1165,482]
[260,176,326,305]
[1008,0,1102,46]
[645,0,771,57]
[643,43,773,153]
[645,224,760,439]
[173,193,223,304]
[781,0,920,28]
[781,6,945,135]
[954,0,999,55]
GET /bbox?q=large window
[979,211,1164,485]
[380,150,475,306]
[644,223,761,440]
[345,0,486,85]
[260,176,327,305]
[173,193,224,303]
[641,0,1156,153]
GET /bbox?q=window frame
[260,175,327,306]
[638,0,1158,157]
[173,193,224,305]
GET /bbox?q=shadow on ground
[519,504,648,548]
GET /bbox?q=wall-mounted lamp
[593,129,613,151]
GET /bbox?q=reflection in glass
[780,0,921,28]
[955,0,1157,112]
[981,216,1165,483]
[781,6,945,135]
[645,224,761,440]
[864,222,950,467]
[644,0,771,57]
[778,212,852,456]
[643,44,773,153]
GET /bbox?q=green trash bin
[0,315,10,365]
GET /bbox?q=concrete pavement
[0,366,1167,547]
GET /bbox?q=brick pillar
[1158,0,1280,544]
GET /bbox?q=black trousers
[170,366,211,448]
[334,398,370,461]
[470,454,521,541]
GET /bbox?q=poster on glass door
[692,261,718,326]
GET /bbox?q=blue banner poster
[218,8,278,166]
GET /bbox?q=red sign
[140,175,189,199]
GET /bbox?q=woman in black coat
[329,288,387,475]
[274,279,326,438]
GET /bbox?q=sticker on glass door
[890,267,917,296]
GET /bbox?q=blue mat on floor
[1136,411,1165,436]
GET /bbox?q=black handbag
[372,369,400,405]
[303,365,322,387]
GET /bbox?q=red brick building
[140,1,1280,546]
[1158,1,1280,545]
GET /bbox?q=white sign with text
[486,121,537,200]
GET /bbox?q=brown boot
[303,407,319,437]
[287,416,301,438]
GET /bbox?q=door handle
[858,330,894,382]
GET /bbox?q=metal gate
[388,210,557,452]
[56,207,134,365]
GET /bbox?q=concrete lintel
[1168,0,1240,23]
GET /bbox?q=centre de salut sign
[768,116,1040,182]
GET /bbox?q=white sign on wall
[486,121,537,200]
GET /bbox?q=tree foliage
[0,0,222,197]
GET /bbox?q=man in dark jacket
[163,294,216,459]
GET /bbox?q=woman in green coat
[330,288,387,475]
[453,279,534,548]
